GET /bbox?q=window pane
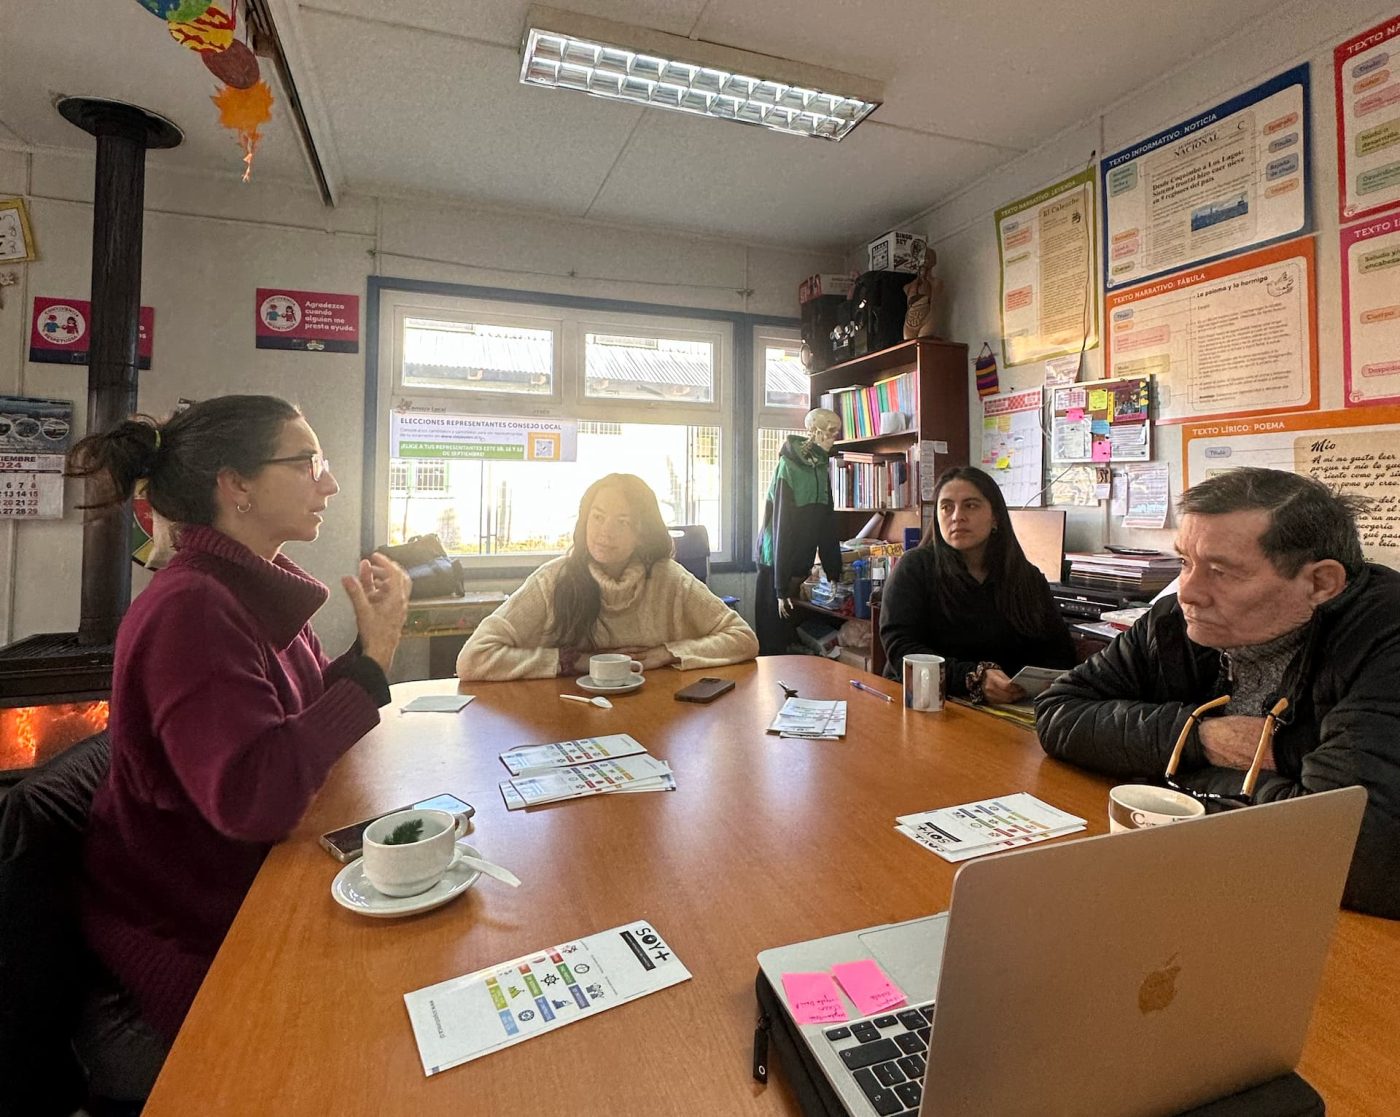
[387,423,722,557]
[584,333,714,402]
[401,317,554,395]
[757,428,807,509]
[763,343,808,409]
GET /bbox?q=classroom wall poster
[254,288,360,353]
[390,411,578,461]
[996,168,1099,366]
[1104,237,1318,425]
[1101,64,1311,290]
[30,297,154,368]
[1342,215,1400,406]
[980,387,1045,507]
[1049,376,1151,464]
[1181,405,1400,566]
[1334,13,1400,223]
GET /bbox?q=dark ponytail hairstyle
[65,395,301,525]
[921,465,1058,638]
[548,474,675,649]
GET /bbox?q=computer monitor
[1008,508,1066,585]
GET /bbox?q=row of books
[819,370,919,441]
[830,451,914,510]
[1064,550,1181,595]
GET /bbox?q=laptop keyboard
[824,1004,934,1116]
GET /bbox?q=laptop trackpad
[858,914,948,1002]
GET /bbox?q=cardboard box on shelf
[798,273,855,304]
[867,230,927,273]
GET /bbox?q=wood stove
[0,99,180,782]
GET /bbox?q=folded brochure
[500,733,646,776]
[768,697,847,739]
[498,745,673,809]
[896,793,1085,862]
[404,919,690,1076]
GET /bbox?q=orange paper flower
[211,80,274,182]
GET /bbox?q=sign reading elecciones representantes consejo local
[255,288,360,353]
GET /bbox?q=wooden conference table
[144,657,1400,1116]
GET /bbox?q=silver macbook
[758,787,1366,1117]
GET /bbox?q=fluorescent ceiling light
[520,5,883,141]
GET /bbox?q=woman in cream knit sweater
[457,474,758,680]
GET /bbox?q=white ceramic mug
[361,808,471,897]
[903,654,946,712]
[1108,784,1206,833]
[590,653,644,686]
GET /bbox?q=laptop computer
[757,787,1365,1117]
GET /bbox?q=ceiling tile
[585,108,1009,248]
[300,8,642,213]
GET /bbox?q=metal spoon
[560,693,613,709]
[452,849,522,888]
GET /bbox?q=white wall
[861,0,1394,555]
[0,148,840,666]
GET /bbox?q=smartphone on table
[674,677,736,703]
[318,793,475,862]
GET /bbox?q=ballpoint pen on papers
[850,679,894,703]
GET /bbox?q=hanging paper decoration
[168,4,235,53]
[212,81,274,182]
[975,343,1001,398]
[135,0,212,19]
[203,39,261,89]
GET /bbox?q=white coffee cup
[590,653,643,686]
[361,808,471,897]
[903,654,946,712]
[1108,784,1206,833]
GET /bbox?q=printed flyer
[1341,214,1400,406]
[1334,13,1400,222]
[254,288,360,353]
[30,297,154,368]
[1104,238,1318,425]
[404,920,691,1076]
[996,168,1099,366]
[1101,64,1310,290]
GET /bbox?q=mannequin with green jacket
[755,407,843,655]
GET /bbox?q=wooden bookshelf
[811,337,970,540]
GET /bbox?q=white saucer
[577,674,645,695]
[331,842,483,919]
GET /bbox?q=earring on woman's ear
[236,501,252,514]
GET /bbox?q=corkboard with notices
[1049,376,1152,463]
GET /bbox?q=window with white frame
[377,292,734,568]
[753,326,810,533]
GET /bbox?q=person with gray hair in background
[1036,467,1400,919]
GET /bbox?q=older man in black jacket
[1037,467,1400,919]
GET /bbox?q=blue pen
[849,679,894,703]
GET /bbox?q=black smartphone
[674,677,736,703]
[318,793,475,862]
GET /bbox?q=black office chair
[668,525,738,607]
[0,731,128,1117]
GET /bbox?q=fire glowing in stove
[1,700,109,773]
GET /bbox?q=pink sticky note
[831,959,907,1016]
[781,971,849,1025]
[1066,407,1086,421]
[1092,439,1112,462]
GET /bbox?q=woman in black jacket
[880,465,1075,703]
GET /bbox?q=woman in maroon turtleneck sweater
[64,395,411,1100]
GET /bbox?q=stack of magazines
[1064,550,1180,596]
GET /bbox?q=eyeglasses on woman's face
[261,452,331,481]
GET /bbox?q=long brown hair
[549,474,675,649]
[922,465,1058,637]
